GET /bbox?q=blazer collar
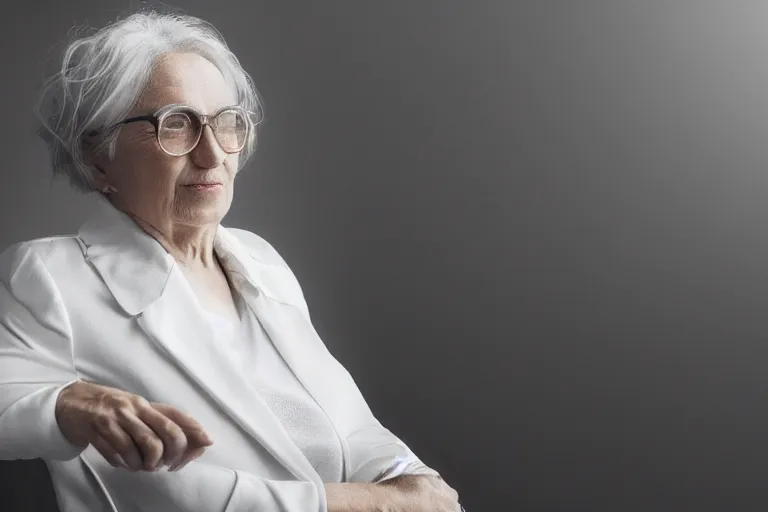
[76,194,287,316]
[76,195,323,482]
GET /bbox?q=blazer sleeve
[329,358,440,483]
[233,229,441,484]
[81,450,327,512]
[1,242,327,511]
[0,242,85,461]
[344,415,440,483]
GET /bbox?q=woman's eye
[163,115,192,131]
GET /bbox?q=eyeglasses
[114,104,263,156]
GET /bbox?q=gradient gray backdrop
[3,1,768,510]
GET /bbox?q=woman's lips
[183,183,222,191]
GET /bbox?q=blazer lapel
[248,293,367,435]
[214,227,375,449]
[213,229,363,430]
[136,269,320,483]
[76,195,320,484]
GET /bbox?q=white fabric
[203,292,345,483]
[0,194,438,512]
[241,304,345,484]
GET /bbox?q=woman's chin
[174,202,231,227]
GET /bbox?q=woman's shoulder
[0,235,84,282]
[224,227,291,269]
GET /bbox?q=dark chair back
[0,459,61,511]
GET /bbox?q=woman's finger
[152,403,213,445]
[115,408,167,471]
[150,403,213,467]
[91,434,130,470]
[138,403,190,468]
[91,414,145,471]
[169,444,206,472]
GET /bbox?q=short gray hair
[35,10,264,192]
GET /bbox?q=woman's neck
[126,211,219,269]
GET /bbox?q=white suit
[0,196,437,512]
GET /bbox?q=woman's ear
[83,138,117,194]
[82,133,104,166]
[90,168,117,195]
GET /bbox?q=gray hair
[35,10,264,192]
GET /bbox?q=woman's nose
[190,125,227,169]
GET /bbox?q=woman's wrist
[325,482,379,512]
[324,475,461,512]
[324,482,406,512]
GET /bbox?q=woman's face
[96,52,240,231]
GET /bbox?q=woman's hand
[55,380,213,472]
[381,475,462,511]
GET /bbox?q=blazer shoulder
[0,235,81,281]
[225,228,291,269]
[225,228,311,314]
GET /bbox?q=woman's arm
[90,454,327,512]
[325,475,461,512]
[324,482,379,511]
[0,243,328,511]
[344,418,440,483]
[0,243,85,461]
[234,231,464,511]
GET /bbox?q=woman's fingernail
[196,430,213,444]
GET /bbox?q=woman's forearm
[324,482,395,512]
[324,475,454,512]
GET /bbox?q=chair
[0,459,61,511]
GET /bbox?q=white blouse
[202,291,345,483]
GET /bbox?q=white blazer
[0,196,437,512]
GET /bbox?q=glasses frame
[115,103,263,156]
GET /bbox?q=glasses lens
[158,112,200,155]
[213,109,248,152]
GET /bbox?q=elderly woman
[0,11,463,512]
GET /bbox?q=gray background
[2,0,768,510]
